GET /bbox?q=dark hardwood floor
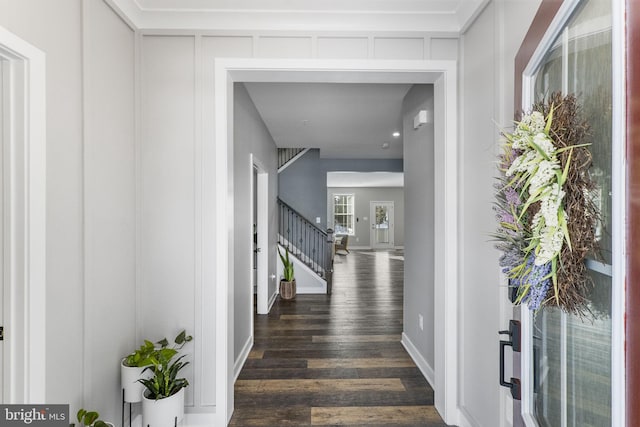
[229,250,447,426]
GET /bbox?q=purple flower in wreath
[504,186,521,207]
[511,254,552,311]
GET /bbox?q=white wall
[233,83,278,361]
[0,0,84,413]
[83,0,137,422]
[138,30,459,417]
[402,84,436,375]
[139,35,198,408]
[0,0,136,422]
[327,186,405,248]
[458,1,542,426]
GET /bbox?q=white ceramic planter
[121,359,152,403]
[142,388,185,427]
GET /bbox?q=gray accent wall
[402,85,436,370]
[279,149,403,228]
[327,187,404,247]
[233,83,279,361]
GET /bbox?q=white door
[252,156,269,315]
[370,201,394,249]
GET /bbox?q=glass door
[370,201,394,249]
[520,1,622,425]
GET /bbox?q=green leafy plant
[77,409,110,427]
[123,330,192,367]
[123,340,155,367]
[137,330,193,400]
[278,247,294,282]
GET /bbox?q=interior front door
[514,1,623,426]
[370,201,394,249]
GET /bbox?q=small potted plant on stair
[139,331,193,427]
[278,246,296,300]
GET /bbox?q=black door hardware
[499,320,521,400]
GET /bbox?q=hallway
[230,250,447,426]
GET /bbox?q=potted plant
[76,409,113,427]
[278,246,296,300]
[121,331,192,403]
[121,340,155,403]
[139,331,193,427]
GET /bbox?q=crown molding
[109,0,489,33]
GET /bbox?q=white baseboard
[394,245,404,250]
[183,412,216,427]
[234,335,253,382]
[401,332,435,390]
[267,291,277,311]
[458,406,479,427]
[347,245,371,250]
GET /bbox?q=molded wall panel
[374,37,424,59]
[430,38,459,61]
[317,37,369,59]
[202,36,254,58]
[458,1,542,425]
[140,35,197,407]
[256,36,313,58]
[83,0,137,422]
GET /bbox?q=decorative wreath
[494,92,599,315]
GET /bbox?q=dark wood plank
[230,250,446,426]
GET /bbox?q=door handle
[499,320,521,400]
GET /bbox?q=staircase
[278,148,309,172]
[277,198,334,294]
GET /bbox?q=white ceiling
[111,0,488,32]
[327,172,404,188]
[244,82,411,159]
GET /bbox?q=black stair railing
[278,148,306,169]
[277,198,334,293]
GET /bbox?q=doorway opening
[211,59,459,425]
[0,26,46,404]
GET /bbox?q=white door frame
[0,25,46,404]
[250,154,269,315]
[518,1,626,426]
[212,59,459,425]
[370,201,394,249]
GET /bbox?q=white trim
[233,335,253,382]
[610,0,627,424]
[213,58,459,425]
[520,304,537,427]
[521,0,581,110]
[0,25,46,404]
[251,154,270,315]
[457,407,480,427]
[401,332,434,388]
[267,291,277,312]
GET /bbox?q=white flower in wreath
[533,132,556,157]
[529,111,546,133]
[529,160,560,194]
[506,150,538,177]
[536,228,565,266]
